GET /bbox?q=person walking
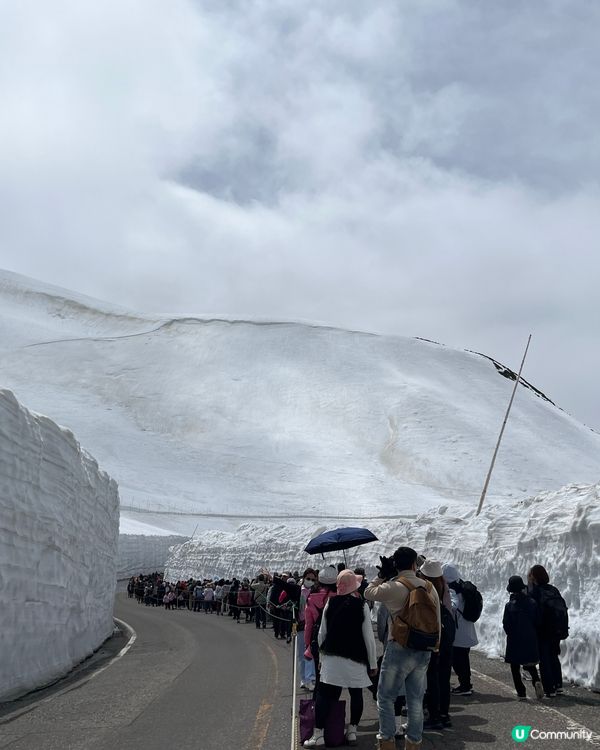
[303,569,377,748]
[527,565,569,697]
[442,564,479,696]
[365,547,440,750]
[502,575,544,700]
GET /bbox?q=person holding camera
[365,547,440,750]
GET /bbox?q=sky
[1,0,599,430]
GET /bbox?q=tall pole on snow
[476,334,532,516]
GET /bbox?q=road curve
[0,594,293,750]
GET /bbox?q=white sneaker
[303,732,325,747]
[346,724,358,746]
[306,681,316,691]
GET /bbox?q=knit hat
[420,560,443,578]
[287,577,296,584]
[442,563,460,583]
[318,565,338,585]
[336,569,362,596]
[507,575,526,593]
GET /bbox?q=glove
[376,555,397,581]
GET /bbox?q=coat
[443,565,478,649]
[502,592,540,665]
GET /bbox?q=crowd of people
[126,550,569,750]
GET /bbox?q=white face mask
[304,579,315,589]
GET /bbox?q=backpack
[391,578,440,651]
[540,586,569,640]
[459,581,483,623]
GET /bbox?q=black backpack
[540,586,569,640]
[459,581,483,622]
[440,605,457,646]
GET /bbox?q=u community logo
[513,726,532,743]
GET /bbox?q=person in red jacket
[237,583,252,622]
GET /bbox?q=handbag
[299,698,346,747]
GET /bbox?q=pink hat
[336,569,362,596]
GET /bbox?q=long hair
[423,574,446,601]
[529,565,550,585]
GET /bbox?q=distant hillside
[1,269,599,535]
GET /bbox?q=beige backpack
[391,578,440,651]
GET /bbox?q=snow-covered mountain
[1,269,599,537]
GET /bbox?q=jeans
[296,630,316,684]
[377,641,431,743]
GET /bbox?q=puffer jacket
[304,589,336,649]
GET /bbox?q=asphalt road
[0,595,599,749]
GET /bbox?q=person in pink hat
[303,569,378,748]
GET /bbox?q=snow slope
[0,389,119,700]
[1,269,599,537]
[164,483,600,690]
[117,534,188,579]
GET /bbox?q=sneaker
[346,724,358,746]
[517,695,528,701]
[306,681,316,692]
[451,686,473,696]
[303,732,325,747]
[440,715,452,728]
[534,682,544,700]
[545,692,557,698]
[556,687,564,695]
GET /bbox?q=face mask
[304,580,315,588]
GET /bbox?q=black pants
[510,663,540,697]
[255,605,267,628]
[539,638,562,694]
[280,609,292,639]
[426,640,453,719]
[452,646,472,690]
[315,682,363,729]
[193,599,202,612]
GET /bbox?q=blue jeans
[377,641,431,742]
[296,631,316,684]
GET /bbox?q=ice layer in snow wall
[0,389,119,700]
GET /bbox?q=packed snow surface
[1,269,600,538]
[0,389,119,700]
[165,483,600,690]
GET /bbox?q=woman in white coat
[303,569,377,748]
[442,564,478,696]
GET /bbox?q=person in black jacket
[527,565,568,697]
[502,575,544,700]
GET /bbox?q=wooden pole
[476,334,532,516]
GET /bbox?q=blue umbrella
[305,527,378,560]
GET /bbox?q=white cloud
[1,0,599,429]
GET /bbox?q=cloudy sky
[1,1,599,429]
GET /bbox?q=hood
[442,563,460,583]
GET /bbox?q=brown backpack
[391,578,440,651]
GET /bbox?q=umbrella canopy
[305,527,378,555]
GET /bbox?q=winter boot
[376,737,396,750]
[404,738,422,750]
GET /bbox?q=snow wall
[0,389,120,701]
[165,483,600,690]
[117,534,188,579]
